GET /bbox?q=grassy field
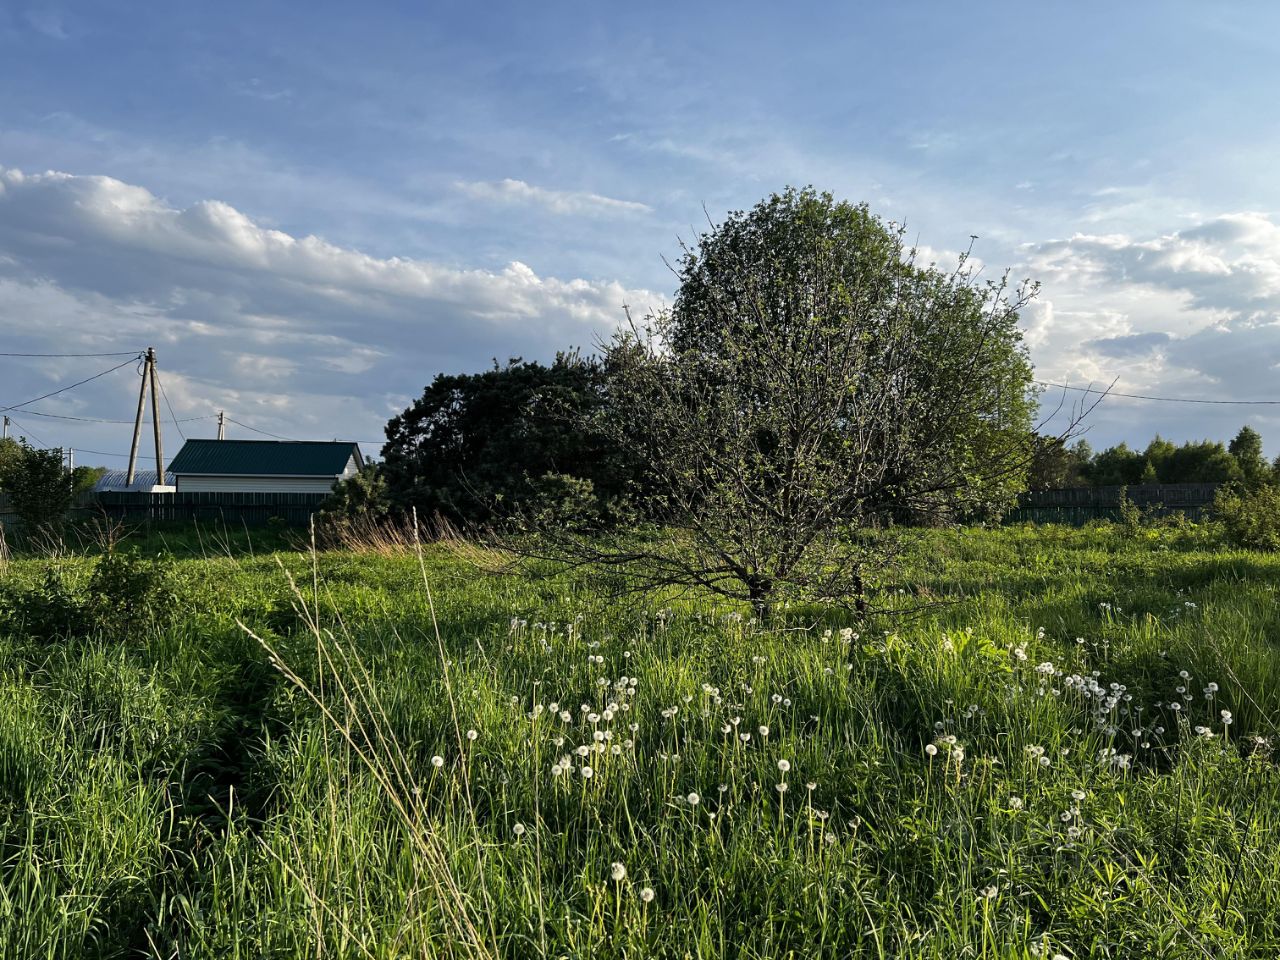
[3,523,1280,958]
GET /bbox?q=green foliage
[0,443,76,535]
[382,353,641,526]
[319,460,392,521]
[0,436,23,486]
[0,566,88,640]
[1069,427,1269,488]
[1215,483,1280,550]
[1027,435,1092,490]
[1230,426,1270,489]
[83,549,180,637]
[0,549,179,640]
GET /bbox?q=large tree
[381,353,640,526]
[518,188,1056,615]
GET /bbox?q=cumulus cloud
[1021,212,1280,447]
[0,167,659,461]
[456,178,652,217]
[1083,331,1171,359]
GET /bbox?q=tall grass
[1,525,1280,957]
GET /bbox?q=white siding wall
[176,475,339,494]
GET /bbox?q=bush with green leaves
[1214,483,1280,550]
[0,549,179,640]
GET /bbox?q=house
[165,439,364,494]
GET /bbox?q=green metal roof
[167,439,363,477]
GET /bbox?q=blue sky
[4,1,1280,462]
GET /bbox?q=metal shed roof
[92,469,176,492]
[167,439,364,477]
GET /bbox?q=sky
[4,1,1280,465]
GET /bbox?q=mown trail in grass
[3,525,1280,958]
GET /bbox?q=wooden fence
[1,491,329,530]
[1005,483,1221,524]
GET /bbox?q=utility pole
[217,410,226,440]
[125,347,166,486]
[2,415,8,440]
[66,447,74,472]
[126,350,150,485]
[149,347,165,481]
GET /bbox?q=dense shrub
[0,550,179,640]
[1214,483,1280,550]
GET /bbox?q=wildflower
[466,729,478,741]
[513,822,526,837]
[611,862,626,882]
[759,725,770,737]
[777,759,791,773]
[639,887,655,903]
[806,782,817,791]
[431,755,445,768]
[1071,789,1086,801]
[551,763,564,776]
[580,766,594,779]
[1008,796,1024,810]
[776,782,788,793]
[739,733,751,743]
[1221,709,1233,725]
[686,792,701,806]
[979,884,999,900]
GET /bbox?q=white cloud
[456,178,652,217]
[1021,212,1280,448]
[0,166,660,460]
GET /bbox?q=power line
[14,407,217,425]
[154,366,187,441]
[224,416,382,446]
[224,417,300,441]
[0,350,143,358]
[74,447,158,460]
[1036,380,1280,406]
[3,416,49,448]
[0,354,142,414]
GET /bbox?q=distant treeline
[1030,427,1273,490]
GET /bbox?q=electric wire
[3,416,49,448]
[1035,380,1280,406]
[224,417,300,442]
[154,366,187,441]
[13,408,216,425]
[0,354,142,414]
[0,350,143,357]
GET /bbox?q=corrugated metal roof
[167,439,363,477]
[93,469,175,492]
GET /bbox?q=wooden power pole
[217,410,226,440]
[149,348,164,480]
[125,347,165,486]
